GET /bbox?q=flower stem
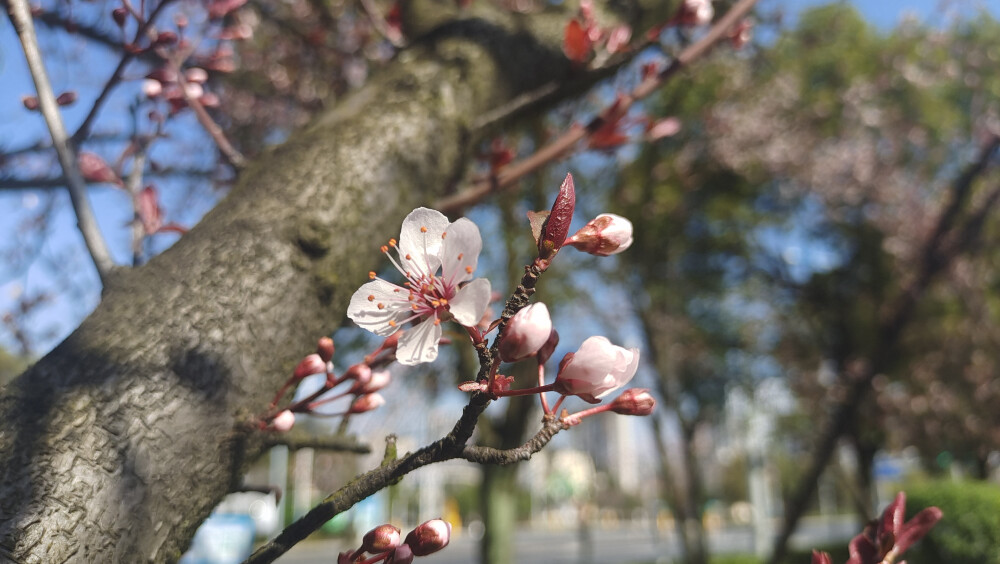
[495,383,557,398]
[537,364,551,415]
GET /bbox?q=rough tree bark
[0,2,671,561]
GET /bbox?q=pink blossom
[565,213,633,256]
[351,370,391,395]
[348,208,491,365]
[348,393,385,414]
[554,336,639,403]
[498,303,553,362]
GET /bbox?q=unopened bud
[349,393,385,414]
[675,0,713,27]
[56,91,78,106]
[362,524,401,553]
[565,213,633,256]
[404,519,451,557]
[316,337,335,363]
[386,544,414,564]
[536,328,560,365]
[537,174,576,263]
[293,353,326,380]
[78,152,120,184]
[21,95,39,111]
[352,370,391,395]
[199,92,220,108]
[344,363,372,385]
[184,67,209,84]
[499,303,552,362]
[272,410,295,432]
[610,388,656,416]
[154,31,178,45]
[183,82,204,99]
[112,7,128,26]
[142,79,163,98]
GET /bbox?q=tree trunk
[0,2,670,561]
[479,464,519,564]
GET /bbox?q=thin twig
[7,0,115,282]
[175,72,246,169]
[434,0,759,214]
[72,0,178,144]
[0,167,215,191]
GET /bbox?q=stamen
[465,266,473,274]
[434,319,441,326]
[377,303,385,310]
[405,254,412,260]
[457,253,464,260]
[380,245,389,253]
[368,271,377,279]
[389,320,397,327]
[367,295,375,302]
[389,238,397,247]
[441,232,447,239]
[440,298,448,305]
[420,226,428,233]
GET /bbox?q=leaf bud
[537,174,576,264]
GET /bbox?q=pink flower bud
[21,95,39,111]
[78,152,120,184]
[537,174,576,263]
[554,336,639,403]
[362,524,401,553]
[499,303,552,362]
[349,393,385,414]
[183,82,204,99]
[536,328,560,364]
[675,0,713,27]
[184,67,209,84]
[199,92,220,108]
[293,353,326,380]
[142,79,163,98]
[352,370,391,395]
[314,336,335,363]
[386,544,413,564]
[610,388,656,416]
[272,410,295,432]
[403,519,451,557]
[344,363,372,386]
[565,214,633,256]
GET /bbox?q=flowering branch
[434,0,760,214]
[6,0,115,283]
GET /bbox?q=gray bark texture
[0,1,670,562]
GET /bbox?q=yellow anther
[389,238,397,247]
[380,245,389,253]
[440,298,448,305]
[420,226,428,233]
[367,295,375,302]
[405,254,412,260]
[412,304,419,310]
[465,266,473,274]
[434,319,441,326]
[441,232,447,239]
[368,271,377,279]
[377,303,385,310]
[389,320,397,327]
[457,253,464,260]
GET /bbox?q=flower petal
[448,278,491,326]
[441,217,482,284]
[396,317,442,365]
[399,208,449,277]
[348,280,411,336]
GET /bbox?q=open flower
[554,336,639,403]
[348,208,491,365]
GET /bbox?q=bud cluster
[263,335,395,432]
[340,519,451,564]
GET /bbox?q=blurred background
[2,0,1000,563]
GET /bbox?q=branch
[435,0,759,214]
[7,0,115,282]
[0,167,216,191]
[176,72,246,169]
[264,431,371,454]
[71,0,177,144]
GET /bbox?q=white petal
[347,280,411,336]
[440,217,482,284]
[398,208,449,276]
[448,278,491,326]
[396,317,442,365]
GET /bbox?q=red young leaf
[563,19,592,63]
[137,186,164,235]
[78,152,121,185]
[895,506,943,555]
[811,550,832,564]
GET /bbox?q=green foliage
[904,480,1000,564]
[0,347,29,386]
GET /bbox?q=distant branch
[435,0,759,214]
[264,431,371,454]
[7,0,115,282]
[0,167,215,191]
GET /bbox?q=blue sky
[0,0,997,355]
